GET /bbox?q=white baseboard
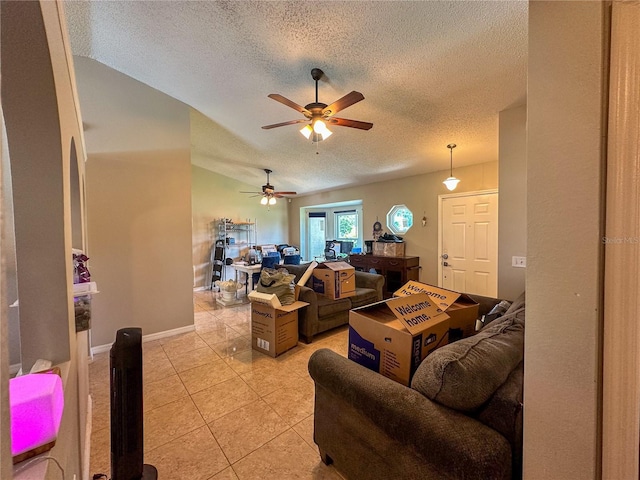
[90,324,196,355]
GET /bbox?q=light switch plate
[512,256,527,268]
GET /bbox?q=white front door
[439,191,498,296]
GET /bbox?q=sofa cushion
[349,287,379,309]
[283,264,312,285]
[411,317,524,412]
[317,296,352,318]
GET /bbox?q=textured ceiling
[64,0,527,195]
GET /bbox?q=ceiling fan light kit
[263,68,372,144]
[443,143,461,191]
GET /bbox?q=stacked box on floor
[248,263,315,357]
[250,299,307,357]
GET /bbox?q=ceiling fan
[262,68,373,142]
[240,169,296,206]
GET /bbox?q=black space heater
[110,327,158,479]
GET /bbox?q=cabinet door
[367,257,384,275]
[385,267,405,293]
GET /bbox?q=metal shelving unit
[211,219,257,284]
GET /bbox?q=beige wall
[86,150,194,346]
[525,1,607,478]
[289,162,498,286]
[498,105,527,300]
[74,53,196,348]
[191,165,289,289]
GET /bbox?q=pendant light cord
[447,143,457,176]
[450,148,453,176]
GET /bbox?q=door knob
[443,261,451,267]
[441,254,448,259]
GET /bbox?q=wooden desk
[348,254,420,298]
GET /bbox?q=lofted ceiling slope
[64,0,527,195]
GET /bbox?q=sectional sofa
[283,263,384,343]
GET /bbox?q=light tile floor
[89,290,347,480]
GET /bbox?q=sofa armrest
[308,348,512,480]
[354,271,384,301]
[296,284,317,305]
[296,285,319,340]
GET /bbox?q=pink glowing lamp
[9,372,64,462]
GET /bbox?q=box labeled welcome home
[312,261,356,300]
[348,293,450,386]
[394,281,480,339]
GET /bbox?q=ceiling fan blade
[322,91,365,117]
[261,119,309,130]
[327,117,373,130]
[240,191,262,194]
[273,191,297,196]
[267,94,311,116]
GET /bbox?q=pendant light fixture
[443,143,460,191]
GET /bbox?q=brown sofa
[283,263,384,343]
[308,293,525,480]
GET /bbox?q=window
[387,204,413,235]
[301,202,363,261]
[335,210,358,241]
[307,212,327,261]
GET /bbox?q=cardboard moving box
[394,281,480,339]
[348,293,450,386]
[373,242,406,257]
[248,263,314,357]
[250,301,307,357]
[312,261,356,300]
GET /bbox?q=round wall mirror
[387,205,413,235]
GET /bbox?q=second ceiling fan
[262,68,373,142]
[240,169,296,206]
